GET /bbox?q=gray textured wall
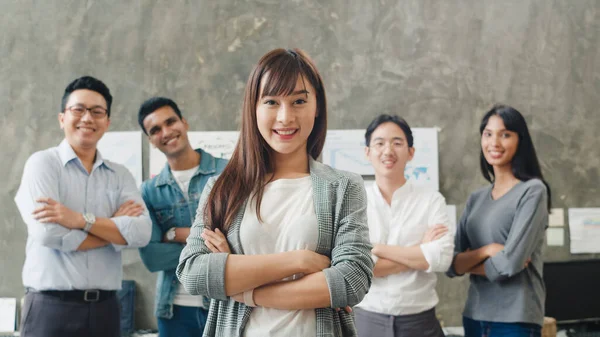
[1,0,599,329]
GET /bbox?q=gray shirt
[447,179,548,326]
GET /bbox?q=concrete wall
[1,0,599,329]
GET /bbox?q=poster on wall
[568,208,600,254]
[97,131,143,187]
[149,131,240,178]
[323,128,439,191]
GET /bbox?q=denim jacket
[139,149,227,319]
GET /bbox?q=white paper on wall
[97,131,143,187]
[568,208,600,254]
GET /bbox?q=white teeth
[277,130,296,135]
[164,136,178,145]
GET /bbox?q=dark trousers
[463,316,541,337]
[157,305,209,337]
[355,307,445,337]
[20,291,121,337]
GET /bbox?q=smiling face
[256,74,317,163]
[481,115,519,169]
[365,122,415,181]
[143,105,191,158]
[58,89,110,150]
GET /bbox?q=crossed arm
[201,229,332,309]
[371,224,450,277]
[33,198,144,250]
[177,177,373,311]
[15,154,149,252]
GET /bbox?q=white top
[240,176,318,337]
[357,181,455,316]
[171,166,198,198]
[171,166,204,307]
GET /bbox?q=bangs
[260,57,307,98]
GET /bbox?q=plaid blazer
[176,159,374,336]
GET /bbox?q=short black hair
[365,114,414,147]
[61,76,113,117]
[138,97,183,134]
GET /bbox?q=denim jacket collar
[154,148,218,187]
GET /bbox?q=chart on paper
[568,208,600,254]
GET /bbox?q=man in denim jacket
[137,97,227,337]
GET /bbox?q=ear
[408,147,416,161]
[364,146,370,159]
[182,117,189,131]
[58,112,64,129]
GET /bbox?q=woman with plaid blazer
[176,48,374,337]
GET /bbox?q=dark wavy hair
[480,104,551,209]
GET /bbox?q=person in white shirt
[355,114,455,337]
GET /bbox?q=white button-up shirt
[357,181,455,316]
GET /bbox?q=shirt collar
[391,180,413,201]
[371,179,413,205]
[58,139,114,172]
[155,148,218,187]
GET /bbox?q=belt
[27,288,116,303]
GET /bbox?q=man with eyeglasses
[14,76,152,337]
[137,97,227,337]
[354,114,454,337]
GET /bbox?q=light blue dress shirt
[15,139,152,291]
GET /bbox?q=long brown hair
[205,48,328,231]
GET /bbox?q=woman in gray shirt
[447,105,551,337]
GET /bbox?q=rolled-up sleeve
[111,168,152,250]
[14,152,88,252]
[176,177,230,300]
[138,183,186,272]
[420,193,455,273]
[323,176,374,309]
[484,182,548,282]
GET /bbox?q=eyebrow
[373,136,405,141]
[263,89,309,98]
[148,117,178,134]
[291,89,309,96]
[71,103,107,109]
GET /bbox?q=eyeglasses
[65,104,108,119]
[370,140,406,152]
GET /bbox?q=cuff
[484,257,501,282]
[61,229,88,252]
[446,252,462,278]
[420,241,439,273]
[206,252,229,301]
[323,267,346,308]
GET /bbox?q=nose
[382,142,394,154]
[276,103,293,125]
[80,109,94,122]
[491,134,502,146]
